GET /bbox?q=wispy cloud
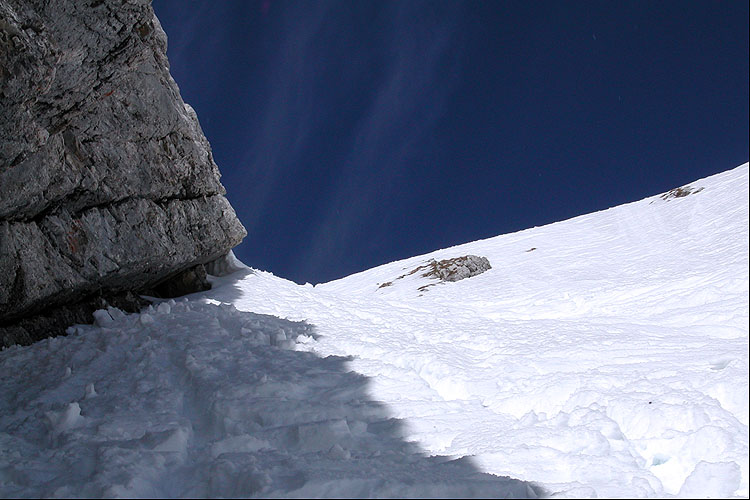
[291,1,466,279]
[158,1,466,282]
[154,1,221,74]
[235,2,335,237]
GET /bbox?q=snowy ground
[1,163,748,498]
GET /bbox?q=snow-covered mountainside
[1,163,747,498]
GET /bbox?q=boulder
[378,255,492,292]
[0,0,246,346]
[421,255,492,283]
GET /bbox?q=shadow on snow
[0,269,545,498]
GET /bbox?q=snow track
[1,299,536,498]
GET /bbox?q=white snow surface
[1,163,748,498]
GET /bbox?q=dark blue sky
[152,0,748,285]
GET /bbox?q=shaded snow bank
[0,299,539,498]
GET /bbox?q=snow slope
[1,163,747,498]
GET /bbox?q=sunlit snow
[1,163,747,498]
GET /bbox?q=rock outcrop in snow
[0,0,246,346]
[378,255,492,292]
[419,255,492,283]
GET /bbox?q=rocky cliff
[0,0,247,346]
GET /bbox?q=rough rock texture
[0,0,246,346]
[421,255,492,283]
[143,264,211,299]
[0,291,149,347]
[378,255,492,292]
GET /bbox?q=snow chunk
[92,309,113,327]
[84,383,97,399]
[327,443,351,460]
[141,427,191,455]
[45,402,84,437]
[296,419,352,452]
[210,434,271,458]
[139,313,155,325]
[206,250,248,276]
[678,461,741,498]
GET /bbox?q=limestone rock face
[0,0,247,346]
[422,255,492,283]
[377,255,492,293]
